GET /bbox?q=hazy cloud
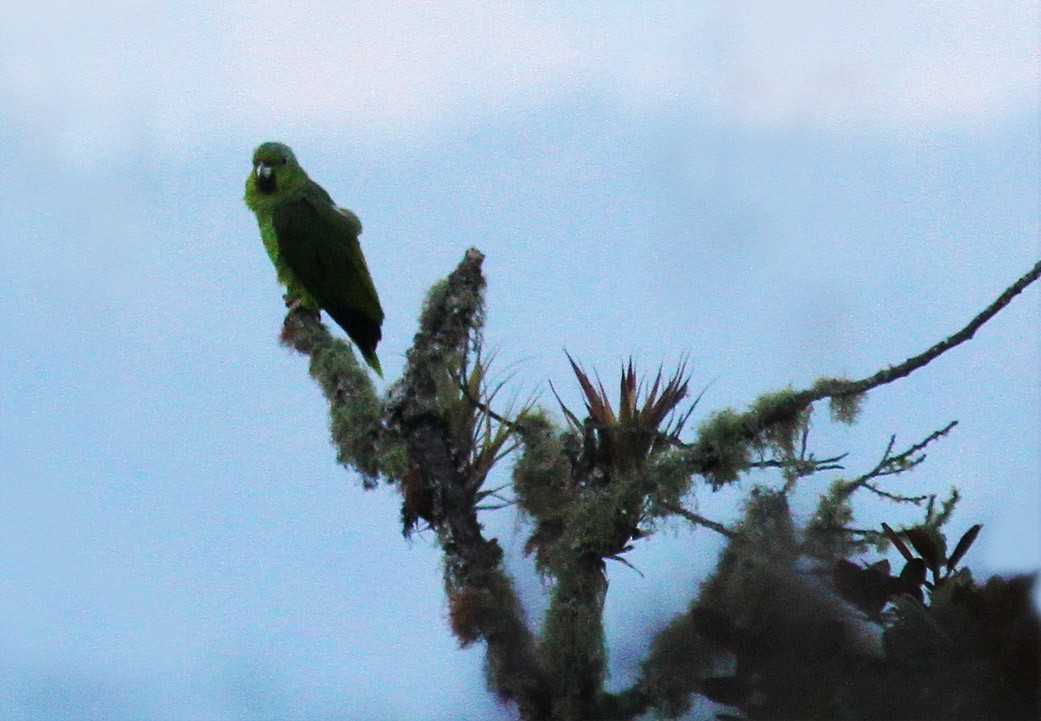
[2,2,1037,158]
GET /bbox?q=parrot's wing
[334,205,363,233]
[272,187,384,360]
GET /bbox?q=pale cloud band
[1,2,1037,158]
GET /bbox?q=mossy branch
[283,249,549,718]
[280,306,390,486]
[678,259,1041,487]
[278,252,1039,721]
[384,248,550,718]
[811,258,1041,400]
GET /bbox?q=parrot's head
[245,142,307,210]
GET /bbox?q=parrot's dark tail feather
[325,305,384,377]
[362,350,384,378]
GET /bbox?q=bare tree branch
[847,421,958,502]
[807,258,1041,402]
[663,502,737,539]
[683,260,1040,482]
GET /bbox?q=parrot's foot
[281,302,321,353]
[284,295,320,318]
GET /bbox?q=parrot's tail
[362,349,383,378]
[323,304,383,378]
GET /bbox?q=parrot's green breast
[255,212,319,310]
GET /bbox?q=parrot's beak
[255,162,275,193]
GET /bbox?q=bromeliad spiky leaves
[553,354,693,479]
[244,142,385,375]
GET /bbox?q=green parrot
[245,142,384,376]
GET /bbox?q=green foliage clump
[680,389,818,490]
[843,569,1040,720]
[692,408,753,487]
[803,478,861,560]
[511,411,577,572]
[643,449,698,518]
[639,487,1041,721]
[563,470,646,559]
[640,609,718,719]
[830,393,863,425]
[748,387,809,458]
[513,411,575,521]
[734,486,798,550]
[419,278,450,325]
[812,376,864,425]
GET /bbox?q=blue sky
[1,3,1038,720]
